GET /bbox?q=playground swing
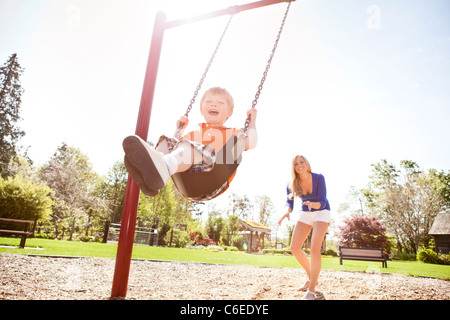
[171,1,293,201]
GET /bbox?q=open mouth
[208,110,219,116]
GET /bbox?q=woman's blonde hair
[200,87,234,110]
[288,155,312,200]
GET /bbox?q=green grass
[1,237,449,280]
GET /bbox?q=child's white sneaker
[123,135,170,193]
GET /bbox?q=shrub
[78,236,95,242]
[396,252,417,261]
[34,232,56,240]
[417,249,450,265]
[166,230,191,248]
[223,246,239,252]
[324,249,338,257]
[262,248,292,255]
[0,175,54,222]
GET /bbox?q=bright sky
[1,0,449,233]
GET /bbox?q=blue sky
[1,0,449,232]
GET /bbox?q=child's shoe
[123,135,170,192]
[124,157,159,196]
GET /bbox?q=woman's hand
[303,201,321,211]
[278,212,290,226]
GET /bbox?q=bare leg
[290,222,312,279]
[308,221,329,293]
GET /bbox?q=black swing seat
[172,135,244,201]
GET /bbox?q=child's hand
[247,108,257,122]
[176,116,189,130]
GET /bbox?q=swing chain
[183,14,235,119]
[244,1,292,132]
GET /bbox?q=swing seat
[172,135,243,201]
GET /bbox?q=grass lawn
[1,237,449,280]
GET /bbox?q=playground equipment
[111,0,295,298]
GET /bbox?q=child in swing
[123,87,258,198]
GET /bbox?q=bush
[396,252,417,261]
[165,230,191,248]
[78,236,95,242]
[223,246,239,252]
[0,175,54,222]
[262,248,292,255]
[417,249,450,265]
[324,249,338,257]
[34,232,56,240]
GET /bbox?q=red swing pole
[111,11,166,298]
[111,0,295,298]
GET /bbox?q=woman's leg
[290,222,312,279]
[308,221,329,293]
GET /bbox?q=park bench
[339,246,388,268]
[0,218,34,249]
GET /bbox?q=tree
[0,53,25,178]
[39,143,104,238]
[228,193,253,219]
[337,214,389,249]
[137,180,194,245]
[255,195,274,226]
[97,161,128,223]
[361,159,447,253]
[205,210,225,244]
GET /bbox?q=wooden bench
[339,246,388,268]
[0,218,34,249]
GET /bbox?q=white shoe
[301,289,316,300]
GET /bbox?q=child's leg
[163,140,204,175]
[123,135,207,196]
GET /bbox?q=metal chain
[183,14,235,118]
[244,1,292,132]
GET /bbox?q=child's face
[200,93,233,126]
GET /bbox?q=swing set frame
[111,0,295,298]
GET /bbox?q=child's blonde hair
[288,155,312,200]
[200,87,234,110]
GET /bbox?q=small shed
[429,213,450,254]
[239,219,271,253]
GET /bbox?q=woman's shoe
[301,289,316,300]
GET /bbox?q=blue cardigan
[286,173,330,212]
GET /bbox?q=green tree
[97,161,128,223]
[137,180,194,245]
[0,53,25,178]
[362,159,447,254]
[205,210,225,244]
[39,143,104,239]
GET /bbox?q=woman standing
[278,155,330,300]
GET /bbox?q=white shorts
[298,209,330,226]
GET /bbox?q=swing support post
[111,0,295,298]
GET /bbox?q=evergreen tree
[0,53,25,178]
